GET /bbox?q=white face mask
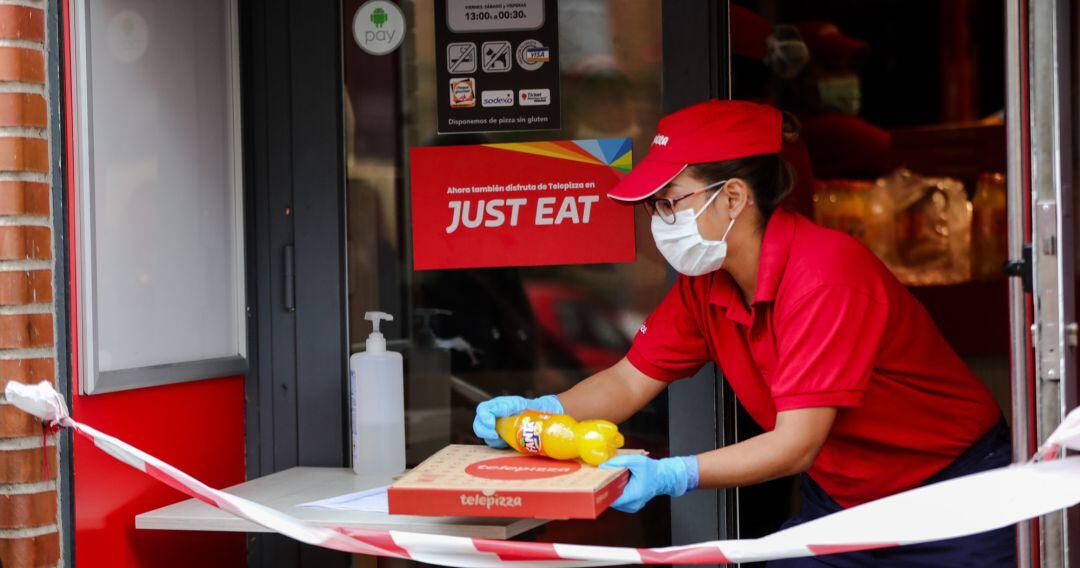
[650,187,737,276]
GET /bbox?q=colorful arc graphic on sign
[483,138,633,174]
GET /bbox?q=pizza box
[387,444,632,519]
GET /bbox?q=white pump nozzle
[363,311,393,353]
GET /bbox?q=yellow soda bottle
[495,409,625,466]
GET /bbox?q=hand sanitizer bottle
[350,311,405,476]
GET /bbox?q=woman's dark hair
[686,113,800,229]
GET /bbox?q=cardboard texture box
[388,444,630,519]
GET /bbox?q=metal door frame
[50,0,75,564]
[1031,0,1079,560]
[1006,0,1036,564]
[662,0,736,554]
[1011,0,1078,566]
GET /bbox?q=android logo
[355,1,404,55]
[370,7,388,28]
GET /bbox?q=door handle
[1004,243,1032,293]
[284,244,295,312]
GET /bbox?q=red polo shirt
[628,209,1001,507]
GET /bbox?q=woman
[472,100,1013,566]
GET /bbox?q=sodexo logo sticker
[353,0,405,56]
[481,90,514,108]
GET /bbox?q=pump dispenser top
[363,311,393,353]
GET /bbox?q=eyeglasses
[642,180,728,225]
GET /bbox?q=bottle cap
[364,311,393,353]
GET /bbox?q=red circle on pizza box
[466,455,581,480]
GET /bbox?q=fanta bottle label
[518,417,542,454]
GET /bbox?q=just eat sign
[409,139,636,270]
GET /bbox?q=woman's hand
[472,395,564,448]
[599,455,699,513]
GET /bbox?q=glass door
[343,0,675,551]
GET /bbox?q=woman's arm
[557,357,669,424]
[597,406,836,514]
[697,407,837,487]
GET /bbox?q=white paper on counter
[297,485,390,513]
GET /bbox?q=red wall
[69,380,247,568]
[63,1,247,566]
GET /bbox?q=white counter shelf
[135,466,547,540]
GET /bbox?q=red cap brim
[606,159,687,202]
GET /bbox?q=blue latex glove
[599,455,700,513]
[472,395,564,448]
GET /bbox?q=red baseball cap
[795,21,870,67]
[607,99,783,202]
[730,6,772,60]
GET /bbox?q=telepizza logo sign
[465,456,581,480]
[410,139,636,270]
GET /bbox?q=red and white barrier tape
[8,380,1080,567]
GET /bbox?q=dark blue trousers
[767,420,1016,567]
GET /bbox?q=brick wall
[0,1,62,567]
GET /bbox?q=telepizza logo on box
[465,456,581,480]
[459,491,523,510]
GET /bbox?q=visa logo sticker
[523,46,550,62]
[481,90,514,107]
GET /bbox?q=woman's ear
[723,178,752,220]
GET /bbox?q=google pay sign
[410,139,636,270]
